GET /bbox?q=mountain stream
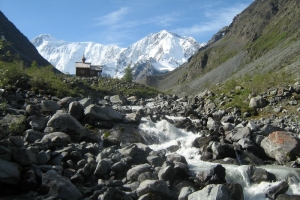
[138,117,300,200]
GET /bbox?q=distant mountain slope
[32,30,204,79]
[0,11,55,69]
[148,0,300,97]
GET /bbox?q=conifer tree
[123,64,133,82]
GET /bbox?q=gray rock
[119,143,139,157]
[231,127,251,142]
[246,121,259,132]
[188,184,231,200]
[68,101,84,120]
[0,159,20,184]
[192,136,218,149]
[78,98,92,108]
[57,97,76,107]
[207,117,222,131]
[41,132,71,144]
[94,159,111,178]
[137,171,158,182]
[166,153,187,164]
[258,124,285,136]
[239,150,264,165]
[222,123,235,132]
[26,104,41,116]
[111,161,129,173]
[237,138,255,149]
[249,95,268,109]
[28,115,48,131]
[45,112,86,141]
[147,155,165,167]
[41,100,60,113]
[124,113,142,124]
[250,167,276,184]
[179,187,195,200]
[103,124,146,147]
[127,163,151,181]
[8,136,24,147]
[211,142,225,158]
[24,129,45,143]
[98,187,132,200]
[136,180,170,197]
[198,164,226,185]
[40,170,82,199]
[110,95,128,105]
[36,150,50,165]
[11,147,37,166]
[223,183,244,200]
[158,165,174,183]
[265,181,289,200]
[84,104,123,121]
[260,131,300,164]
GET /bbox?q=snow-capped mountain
[32,30,205,79]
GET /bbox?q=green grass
[0,60,161,99]
[210,70,296,117]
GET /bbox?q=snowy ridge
[32,30,205,78]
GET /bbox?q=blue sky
[0,0,254,47]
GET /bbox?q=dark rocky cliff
[0,11,58,70]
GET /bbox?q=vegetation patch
[210,69,296,117]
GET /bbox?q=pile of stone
[0,84,299,199]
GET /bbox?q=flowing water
[138,117,300,200]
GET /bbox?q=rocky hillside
[147,0,300,97]
[0,72,300,199]
[0,11,57,70]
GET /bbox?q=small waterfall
[138,117,300,199]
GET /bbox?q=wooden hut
[75,55,102,77]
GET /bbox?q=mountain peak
[32,34,64,47]
[33,30,204,78]
[156,30,182,39]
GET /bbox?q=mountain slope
[0,11,55,69]
[148,0,300,97]
[32,30,204,79]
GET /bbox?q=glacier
[32,30,205,79]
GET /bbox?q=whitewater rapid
[138,117,300,200]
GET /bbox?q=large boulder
[166,153,188,164]
[124,113,142,124]
[41,100,60,114]
[78,98,92,108]
[28,115,48,131]
[44,111,86,141]
[11,147,37,166]
[188,184,240,200]
[68,101,84,120]
[249,95,268,109]
[24,129,45,143]
[41,132,71,144]
[136,179,170,197]
[84,104,123,121]
[260,131,300,164]
[94,159,112,179]
[57,97,76,107]
[231,127,251,142]
[39,170,82,199]
[102,124,146,147]
[126,163,152,181]
[110,95,128,105]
